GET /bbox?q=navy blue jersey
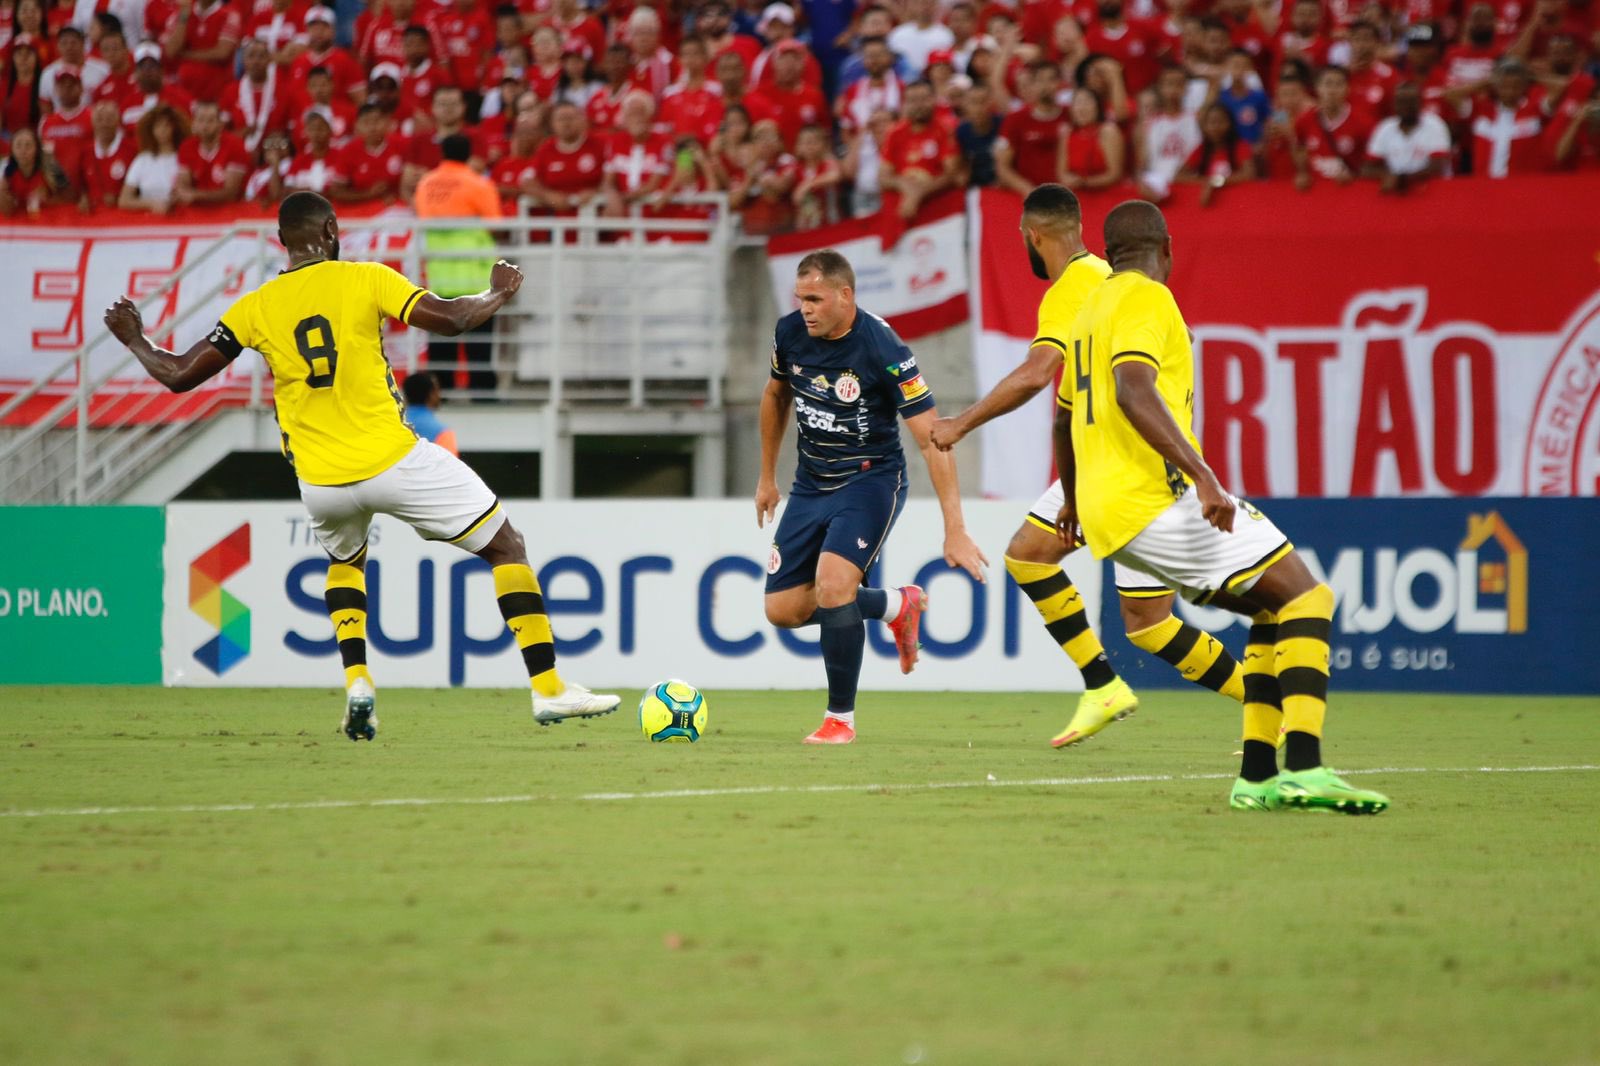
[770,308,937,491]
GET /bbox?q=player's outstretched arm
[755,376,792,528]
[1112,359,1235,533]
[905,408,988,582]
[103,297,232,394]
[405,259,524,338]
[930,341,1063,450]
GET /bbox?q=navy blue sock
[814,601,865,713]
[856,587,889,621]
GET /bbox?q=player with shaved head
[1053,200,1390,813]
[103,192,620,739]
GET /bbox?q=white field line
[1,765,1596,820]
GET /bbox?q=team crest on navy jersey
[834,372,861,402]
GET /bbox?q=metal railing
[0,195,735,504]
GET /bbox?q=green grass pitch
[3,686,1598,1066]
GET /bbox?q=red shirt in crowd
[532,133,606,204]
[221,74,289,148]
[4,165,49,209]
[282,145,338,191]
[603,129,673,193]
[627,46,679,99]
[998,107,1066,186]
[1064,124,1109,177]
[428,4,495,90]
[3,76,39,132]
[586,84,632,132]
[333,134,406,196]
[78,130,139,204]
[881,117,957,177]
[357,6,409,68]
[490,146,539,207]
[1295,104,1376,178]
[168,0,244,102]
[763,80,828,147]
[1348,60,1399,115]
[177,132,251,191]
[1273,29,1332,73]
[399,59,453,126]
[659,81,724,145]
[39,103,95,184]
[288,46,367,105]
[1084,20,1165,93]
[837,74,903,134]
[245,0,310,54]
[553,12,606,62]
[1470,94,1545,176]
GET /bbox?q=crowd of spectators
[1,0,1596,225]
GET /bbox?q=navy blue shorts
[765,470,908,593]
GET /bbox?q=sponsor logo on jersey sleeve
[899,375,929,402]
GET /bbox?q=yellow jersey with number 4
[1057,269,1198,558]
[1030,250,1111,359]
[211,260,429,486]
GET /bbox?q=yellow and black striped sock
[1127,615,1245,701]
[1240,610,1283,781]
[1275,583,1334,772]
[494,564,563,698]
[325,558,372,690]
[1004,555,1116,689]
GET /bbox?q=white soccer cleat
[532,683,622,726]
[342,677,378,741]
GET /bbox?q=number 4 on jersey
[1074,336,1094,425]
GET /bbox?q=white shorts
[1109,489,1292,606]
[298,439,507,562]
[1024,479,1068,535]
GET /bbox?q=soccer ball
[639,680,708,743]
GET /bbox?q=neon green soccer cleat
[1051,678,1138,748]
[1228,776,1279,811]
[1273,767,1390,815]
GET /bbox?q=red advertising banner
[972,175,1600,499]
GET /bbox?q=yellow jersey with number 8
[1057,269,1198,558]
[212,260,429,486]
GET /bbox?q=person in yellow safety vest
[414,132,503,395]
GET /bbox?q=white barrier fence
[163,500,1102,692]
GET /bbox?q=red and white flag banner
[0,203,416,427]
[971,176,1600,500]
[766,190,969,341]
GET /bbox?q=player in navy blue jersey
[757,249,989,745]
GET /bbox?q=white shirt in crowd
[123,151,181,201]
[1367,111,1452,175]
[886,21,953,78]
[1139,110,1202,195]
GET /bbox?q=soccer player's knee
[1121,597,1172,639]
[1285,582,1334,621]
[814,573,859,609]
[1005,526,1061,563]
[764,597,807,628]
